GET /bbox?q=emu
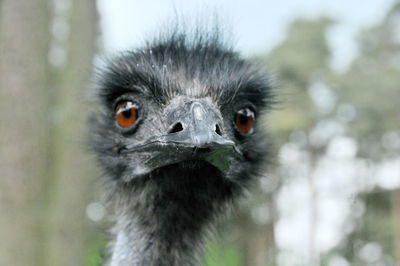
[89,29,273,266]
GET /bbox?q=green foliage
[258,17,335,144]
[258,5,400,264]
[326,191,396,265]
[266,17,333,91]
[86,239,106,266]
[203,241,242,266]
[334,4,400,158]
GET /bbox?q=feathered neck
[107,162,236,266]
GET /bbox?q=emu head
[89,31,273,265]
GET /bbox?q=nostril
[215,124,222,136]
[167,122,184,134]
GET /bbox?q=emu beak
[120,100,242,180]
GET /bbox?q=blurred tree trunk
[238,202,276,266]
[241,223,276,266]
[392,188,400,264]
[0,0,51,265]
[0,0,99,265]
[43,0,99,265]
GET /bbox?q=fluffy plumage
[89,29,273,266]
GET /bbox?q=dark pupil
[239,114,249,124]
[122,107,132,118]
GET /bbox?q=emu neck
[109,212,203,266]
[108,163,234,266]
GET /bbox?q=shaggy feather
[89,28,273,266]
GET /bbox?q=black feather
[89,27,274,266]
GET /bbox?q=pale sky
[97,0,397,71]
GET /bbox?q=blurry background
[0,0,399,265]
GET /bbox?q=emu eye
[234,108,255,135]
[115,101,139,128]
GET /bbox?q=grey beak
[120,101,241,180]
[163,101,233,148]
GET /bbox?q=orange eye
[115,101,139,128]
[234,108,255,134]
